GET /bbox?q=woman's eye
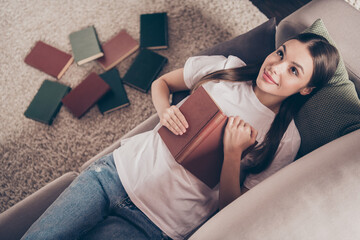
[291,66,298,76]
[276,50,283,59]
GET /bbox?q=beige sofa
[1,0,359,239]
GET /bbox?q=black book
[140,12,168,49]
[122,49,167,93]
[97,68,130,114]
[24,80,71,125]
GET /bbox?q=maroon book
[61,72,110,118]
[97,29,139,71]
[24,41,73,79]
[158,86,257,188]
[158,86,228,188]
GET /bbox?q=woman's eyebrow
[282,44,305,75]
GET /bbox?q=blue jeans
[22,153,170,240]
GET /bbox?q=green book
[140,12,168,49]
[97,68,130,114]
[69,26,104,65]
[24,80,71,125]
[123,49,168,93]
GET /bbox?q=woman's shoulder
[183,55,246,89]
[226,55,247,68]
[185,55,246,70]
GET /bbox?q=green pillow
[295,19,360,158]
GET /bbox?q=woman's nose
[270,61,287,75]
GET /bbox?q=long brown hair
[195,33,340,175]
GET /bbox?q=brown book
[24,41,73,79]
[158,86,227,188]
[97,29,139,70]
[158,86,256,188]
[61,72,110,118]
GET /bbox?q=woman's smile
[262,71,278,86]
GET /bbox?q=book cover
[97,68,130,114]
[158,86,256,188]
[69,26,104,65]
[24,80,71,125]
[24,41,73,79]
[140,12,168,50]
[158,86,227,188]
[123,49,167,93]
[97,29,139,71]
[61,72,110,118]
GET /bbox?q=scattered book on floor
[61,72,110,118]
[122,49,167,93]
[24,80,71,125]
[97,68,130,114]
[97,29,139,71]
[24,41,74,79]
[69,26,104,65]
[140,12,168,50]
[158,86,256,188]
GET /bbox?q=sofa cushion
[172,18,277,105]
[293,19,360,158]
[197,17,276,64]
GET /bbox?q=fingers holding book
[160,105,189,135]
[224,116,258,161]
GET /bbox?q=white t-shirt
[114,55,300,239]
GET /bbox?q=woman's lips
[263,71,278,85]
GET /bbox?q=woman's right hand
[159,105,188,135]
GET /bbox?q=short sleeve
[183,55,246,89]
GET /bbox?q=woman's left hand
[223,116,258,161]
[219,116,257,209]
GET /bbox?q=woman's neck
[253,86,284,114]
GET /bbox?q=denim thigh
[22,153,168,240]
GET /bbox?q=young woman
[22,33,339,240]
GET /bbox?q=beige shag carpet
[0,0,269,213]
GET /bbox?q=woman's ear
[299,87,315,95]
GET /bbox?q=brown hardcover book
[97,29,139,71]
[61,72,110,118]
[158,86,227,188]
[158,86,256,188]
[24,41,73,79]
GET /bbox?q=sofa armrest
[0,172,78,240]
[190,129,360,240]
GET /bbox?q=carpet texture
[0,0,268,213]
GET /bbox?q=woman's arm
[219,116,257,210]
[151,68,189,135]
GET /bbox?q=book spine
[102,45,139,71]
[123,81,147,93]
[78,52,104,66]
[176,112,227,163]
[57,57,74,79]
[103,102,130,114]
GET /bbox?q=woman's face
[256,39,314,99]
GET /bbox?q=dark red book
[158,86,227,188]
[24,41,73,79]
[61,72,110,118]
[97,29,139,71]
[158,86,256,188]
